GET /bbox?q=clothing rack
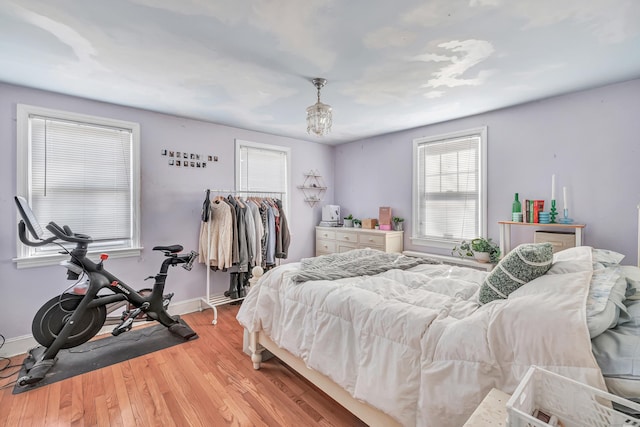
[199,189,285,324]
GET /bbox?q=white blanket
[237,247,606,426]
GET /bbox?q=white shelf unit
[199,189,283,324]
[498,221,585,256]
[298,170,327,207]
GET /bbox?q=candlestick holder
[559,208,574,224]
[549,200,558,223]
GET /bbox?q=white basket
[506,366,640,427]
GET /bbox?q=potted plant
[353,218,362,228]
[452,237,500,263]
[392,216,404,231]
[343,214,354,227]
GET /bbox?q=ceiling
[1,1,639,145]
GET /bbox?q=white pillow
[586,268,626,338]
[619,265,640,300]
[592,248,625,267]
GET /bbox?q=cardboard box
[379,206,392,226]
[362,218,378,229]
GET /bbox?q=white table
[463,388,511,426]
[498,221,585,256]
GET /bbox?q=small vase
[343,219,353,227]
[393,222,404,231]
[473,252,490,263]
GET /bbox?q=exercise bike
[14,196,199,386]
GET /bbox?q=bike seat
[152,245,183,253]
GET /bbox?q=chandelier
[306,78,332,136]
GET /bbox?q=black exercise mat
[13,319,198,394]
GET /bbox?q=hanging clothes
[199,191,287,272]
[241,197,257,268]
[227,195,249,273]
[264,201,276,267]
[275,198,290,259]
[198,198,233,270]
[246,199,263,267]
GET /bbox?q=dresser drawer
[337,242,358,253]
[316,229,336,240]
[358,233,385,247]
[336,231,358,243]
[316,239,336,254]
[315,226,404,256]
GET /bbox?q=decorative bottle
[512,193,521,213]
[512,193,522,222]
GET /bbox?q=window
[16,104,141,268]
[411,127,487,248]
[235,139,290,212]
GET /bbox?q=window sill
[13,247,143,269]
[410,236,458,250]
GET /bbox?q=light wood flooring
[0,304,368,426]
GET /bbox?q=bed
[236,246,639,426]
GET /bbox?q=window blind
[30,116,133,246]
[416,135,480,241]
[238,145,287,193]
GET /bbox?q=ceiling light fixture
[306,78,332,136]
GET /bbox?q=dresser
[315,226,403,256]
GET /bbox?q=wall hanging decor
[298,170,327,207]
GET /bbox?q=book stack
[524,200,545,223]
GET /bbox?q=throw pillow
[479,242,554,304]
[592,248,625,267]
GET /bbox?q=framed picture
[176,160,181,166]
[161,149,167,156]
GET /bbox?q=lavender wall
[335,78,640,262]
[0,82,334,339]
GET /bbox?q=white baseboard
[0,297,204,358]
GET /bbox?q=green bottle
[512,193,521,213]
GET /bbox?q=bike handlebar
[181,251,198,271]
[18,221,56,247]
[45,222,93,244]
[17,220,93,247]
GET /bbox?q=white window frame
[411,126,487,249]
[235,139,291,215]
[15,104,141,268]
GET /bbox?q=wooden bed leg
[248,331,264,370]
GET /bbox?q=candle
[563,186,568,210]
[551,174,556,200]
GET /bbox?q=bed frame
[247,330,401,427]
[244,267,401,427]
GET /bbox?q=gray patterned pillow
[479,243,554,304]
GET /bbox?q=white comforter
[237,247,606,426]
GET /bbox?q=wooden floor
[0,305,368,427]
